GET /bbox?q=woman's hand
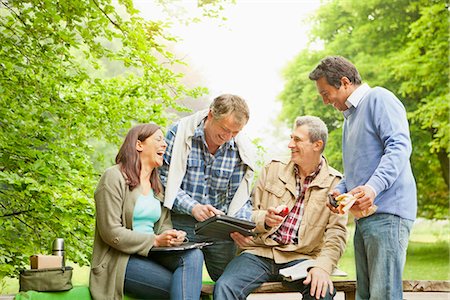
[169,230,187,247]
[154,229,187,247]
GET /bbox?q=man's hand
[349,185,375,211]
[303,267,334,299]
[264,207,285,228]
[326,189,341,214]
[192,204,224,222]
[230,232,253,248]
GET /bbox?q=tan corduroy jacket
[89,165,172,300]
[241,158,348,274]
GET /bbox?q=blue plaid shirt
[159,120,252,220]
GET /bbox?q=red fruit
[278,207,289,217]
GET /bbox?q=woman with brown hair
[89,123,204,300]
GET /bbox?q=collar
[285,157,337,189]
[343,83,371,118]
[294,158,323,180]
[193,119,206,140]
[282,158,325,196]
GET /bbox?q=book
[279,259,347,281]
[194,215,256,241]
[150,242,212,252]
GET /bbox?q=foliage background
[279,0,449,219]
[0,0,218,280]
[0,0,448,284]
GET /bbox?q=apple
[277,206,289,217]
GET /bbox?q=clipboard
[194,215,256,241]
[150,242,212,252]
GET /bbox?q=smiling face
[204,112,245,151]
[315,76,354,111]
[288,125,323,166]
[136,129,167,168]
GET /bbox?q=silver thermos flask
[52,238,65,267]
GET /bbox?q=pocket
[398,218,412,251]
[186,157,204,182]
[92,248,113,275]
[264,182,285,198]
[19,267,73,292]
[298,225,325,253]
[210,168,233,191]
[299,201,327,247]
[297,204,326,252]
[187,156,202,168]
[303,188,329,225]
[305,201,329,227]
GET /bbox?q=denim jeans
[213,253,336,300]
[123,248,203,300]
[354,213,413,300]
[172,214,237,281]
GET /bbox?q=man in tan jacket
[214,116,348,300]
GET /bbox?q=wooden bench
[201,280,450,300]
[2,280,449,299]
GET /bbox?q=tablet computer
[194,215,256,241]
[150,242,213,252]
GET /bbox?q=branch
[91,0,124,33]
[0,196,36,231]
[0,204,35,231]
[0,209,34,217]
[1,1,49,56]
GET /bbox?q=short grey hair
[294,116,328,153]
[210,94,250,125]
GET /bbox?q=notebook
[279,259,347,281]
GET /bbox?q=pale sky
[134,0,321,158]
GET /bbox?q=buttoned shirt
[159,120,251,220]
[270,160,323,244]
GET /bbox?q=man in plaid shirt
[214,116,347,300]
[159,94,255,281]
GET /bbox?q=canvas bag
[19,266,73,292]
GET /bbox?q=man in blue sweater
[309,56,417,300]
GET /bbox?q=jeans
[354,213,413,300]
[213,253,336,300]
[172,214,237,281]
[123,248,203,300]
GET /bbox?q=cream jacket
[241,158,348,274]
[89,165,172,300]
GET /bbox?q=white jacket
[163,109,255,216]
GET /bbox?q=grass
[335,218,450,280]
[1,218,449,294]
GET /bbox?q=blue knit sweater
[335,86,417,221]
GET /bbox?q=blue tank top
[132,189,161,234]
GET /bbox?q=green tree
[0,0,221,280]
[391,1,449,185]
[279,0,449,218]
